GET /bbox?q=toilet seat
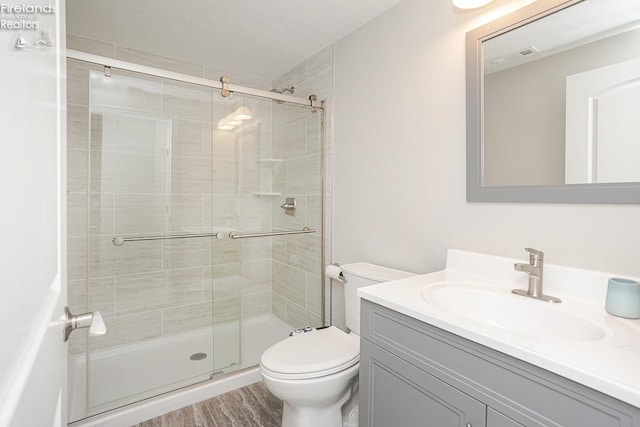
[260,326,360,380]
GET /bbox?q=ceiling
[66,0,404,81]
[484,0,640,74]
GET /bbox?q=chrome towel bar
[112,231,225,246]
[112,227,316,246]
[228,227,315,239]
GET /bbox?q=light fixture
[216,105,253,131]
[226,114,242,126]
[452,0,494,9]
[216,117,235,131]
[233,105,253,121]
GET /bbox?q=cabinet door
[488,408,523,427]
[360,339,486,427]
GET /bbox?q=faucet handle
[524,247,544,260]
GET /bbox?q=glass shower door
[84,69,234,416]
[209,93,326,373]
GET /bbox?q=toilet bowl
[260,263,415,427]
[261,327,360,427]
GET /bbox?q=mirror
[466,0,640,203]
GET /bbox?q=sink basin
[421,283,605,342]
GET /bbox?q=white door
[0,1,67,426]
[565,57,640,184]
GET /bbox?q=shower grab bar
[112,232,225,246]
[228,227,316,239]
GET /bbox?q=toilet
[260,262,415,427]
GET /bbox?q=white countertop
[358,250,640,408]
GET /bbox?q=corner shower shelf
[251,159,283,196]
[253,158,283,163]
[251,192,282,196]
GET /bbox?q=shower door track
[66,49,323,108]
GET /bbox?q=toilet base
[342,383,359,427]
[282,402,341,427]
[281,383,355,427]
[261,363,360,427]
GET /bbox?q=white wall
[332,0,640,285]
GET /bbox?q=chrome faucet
[512,248,561,303]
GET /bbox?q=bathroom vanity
[359,301,638,426]
[358,250,640,427]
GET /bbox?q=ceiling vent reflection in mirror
[486,46,539,70]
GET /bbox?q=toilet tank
[340,262,415,335]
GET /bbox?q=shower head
[270,86,295,95]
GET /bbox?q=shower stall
[66,52,326,423]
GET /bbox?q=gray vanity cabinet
[359,301,640,427]
[487,408,523,427]
[360,339,486,427]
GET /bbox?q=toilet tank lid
[340,262,415,282]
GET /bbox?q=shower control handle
[280,197,296,217]
[64,307,107,342]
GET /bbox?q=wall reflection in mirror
[482,0,640,187]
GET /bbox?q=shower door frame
[67,50,317,107]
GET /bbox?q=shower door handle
[64,307,107,342]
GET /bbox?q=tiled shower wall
[66,35,276,354]
[66,34,333,355]
[270,46,334,328]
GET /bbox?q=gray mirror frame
[466,0,640,204]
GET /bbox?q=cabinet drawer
[360,339,486,427]
[361,301,639,427]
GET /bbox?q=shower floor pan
[68,314,292,423]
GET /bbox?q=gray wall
[331,0,640,313]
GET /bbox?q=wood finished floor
[131,382,283,427]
